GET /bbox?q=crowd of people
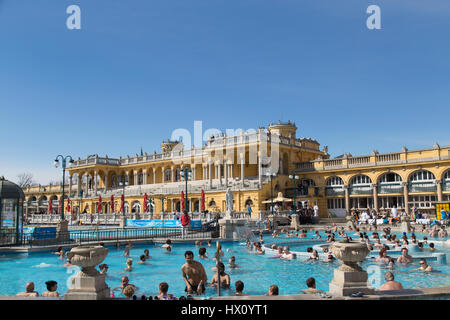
[16,215,449,299]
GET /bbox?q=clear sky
[1,0,449,185]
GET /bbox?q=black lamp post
[289,173,299,211]
[54,155,74,220]
[180,167,192,212]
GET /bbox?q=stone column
[436,180,443,202]
[143,170,148,185]
[402,182,409,215]
[258,155,262,186]
[94,172,98,195]
[171,166,175,183]
[162,167,165,183]
[224,162,228,186]
[191,165,196,181]
[209,163,212,186]
[153,168,156,184]
[344,185,350,216]
[372,183,378,212]
[241,157,245,186]
[134,171,138,185]
[218,163,222,185]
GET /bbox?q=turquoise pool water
[0,230,449,298]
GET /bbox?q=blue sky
[0,0,449,184]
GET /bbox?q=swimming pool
[0,230,449,298]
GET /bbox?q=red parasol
[120,194,124,212]
[66,198,71,213]
[110,195,115,213]
[49,198,53,214]
[181,191,185,211]
[200,189,205,212]
[144,193,148,212]
[96,195,102,213]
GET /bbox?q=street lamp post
[289,173,299,211]
[180,167,192,212]
[54,155,74,221]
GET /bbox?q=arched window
[379,172,402,183]
[325,176,344,196]
[245,199,253,206]
[132,201,141,213]
[209,200,216,207]
[138,173,143,185]
[409,170,436,193]
[326,176,344,186]
[350,175,372,185]
[409,170,435,182]
[444,170,450,191]
[378,172,403,194]
[164,169,171,182]
[349,175,372,195]
[111,174,118,187]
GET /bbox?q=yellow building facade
[22,122,450,218]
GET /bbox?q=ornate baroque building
[22,121,450,218]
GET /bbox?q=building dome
[0,177,25,199]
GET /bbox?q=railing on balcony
[376,153,401,163]
[323,159,343,169]
[325,187,345,196]
[378,183,403,194]
[348,156,371,167]
[349,185,373,195]
[296,162,314,171]
[408,182,437,193]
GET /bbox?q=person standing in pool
[113,276,138,295]
[210,262,231,289]
[181,251,207,295]
[415,258,434,272]
[397,248,413,264]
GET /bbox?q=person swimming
[125,258,133,271]
[198,247,208,259]
[228,256,240,268]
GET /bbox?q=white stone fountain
[64,245,110,300]
[329,241,374,297]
